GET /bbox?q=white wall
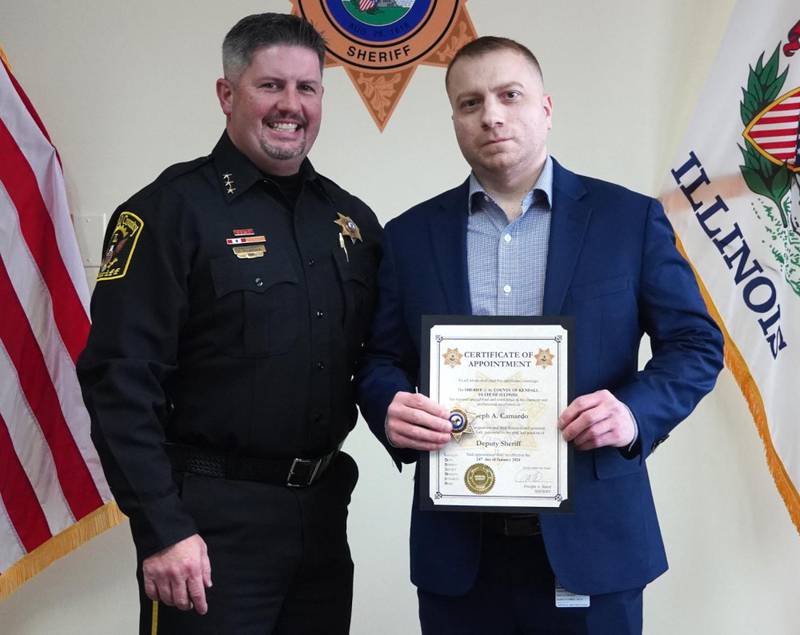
[2,1,800,633]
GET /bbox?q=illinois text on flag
[662,2,800,530]
[0,52,120,599]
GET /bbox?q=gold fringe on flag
[0,45,11,70]
[0,502,126,600]
[676,237,800,534]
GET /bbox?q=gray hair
[222,13,326,81]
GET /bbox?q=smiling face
[446,48,552,184]
[217,45,323,176]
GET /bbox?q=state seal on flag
[739,27,800,296]
[291,0,477,130]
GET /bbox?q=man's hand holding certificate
[385,392,451,452]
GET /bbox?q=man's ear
[216,78,234,117]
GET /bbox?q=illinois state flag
[0,52,120,598]
[662,2,800,530]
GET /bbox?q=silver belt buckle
[287,457,321,487]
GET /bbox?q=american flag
[359,0,377,12]
[0,53,116,599]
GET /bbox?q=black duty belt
[483,514,542,537]
[165,443,339,488]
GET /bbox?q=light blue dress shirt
[467,156,553,316]
[465,156,638,447]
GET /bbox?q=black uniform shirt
[78,132,382,558]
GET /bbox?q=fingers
[392,391,450,419]
[572,418,615,450]
[141,534,212,615]
[386,391,451,450]
[558,390,606,431]
[143,575,159,603]
[202,551,213,589]
[388,427,451,451]
[155,577,174,607]
[171,577,192,612]
[143,564,174,607]
[559,390,635,450]
[186,575,208,615]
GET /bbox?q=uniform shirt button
[255,277,264,287]
[307,257,315,266]
[503,284,512,294]
[315,310,325,319]
[504,234,512,243]
[316,361,325,370]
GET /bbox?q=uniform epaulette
[314,173,346,196]
[127,155,212,203]
[313,172,352,206]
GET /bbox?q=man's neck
[475,159,546,222]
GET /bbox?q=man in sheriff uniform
[78,13,381,634]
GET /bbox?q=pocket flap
[593,445,643,480]
[332,246,370,285]
[210,254,298,298]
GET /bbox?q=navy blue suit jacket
[356,160,723,596]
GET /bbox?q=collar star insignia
[334,213,362,243]
[222,173,236,195]
[534,348,555,368]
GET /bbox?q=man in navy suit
[356,36,724,634]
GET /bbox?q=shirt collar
[211,131,329,203]
[468,155,553,216]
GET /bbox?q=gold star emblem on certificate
[534,348,555,368]
[442,348,463,368]
[334,213,362,244]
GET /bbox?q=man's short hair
[445,36,543,88]
[222,13,327,81]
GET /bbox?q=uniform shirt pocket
[332,246,372,328]
[209,254,300,357]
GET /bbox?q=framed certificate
[420,315,574,513]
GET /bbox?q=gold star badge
[448,407,474,443]
[443,348,463,368]
[291,1,477,131]
[534,348,555,368]
[334,213,362,243]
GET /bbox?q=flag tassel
[676,237,800,534]
[0,502,125,600]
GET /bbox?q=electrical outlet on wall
[72,214,108,266]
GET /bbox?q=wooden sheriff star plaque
[291,0,477,131]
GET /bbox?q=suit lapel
[427,180,472,314]
[542,160,592,314]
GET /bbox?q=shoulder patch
[96,211,144,282]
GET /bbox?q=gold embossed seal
[464,463,495,495]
